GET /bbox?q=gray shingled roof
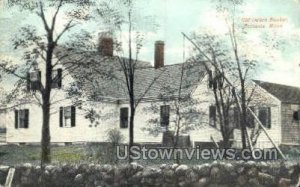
[253,80,300,104]
[56,48,206,102]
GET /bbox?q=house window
[59,106,76,127]
[246,107,255,128]
[258,107,271,129]
[160,105,170,127]
[293,111,300,121]
[27,71,41,91]
[52,69,62,89]
[209,105,216,127]
[15,109,29,128]
[120,107,128,128]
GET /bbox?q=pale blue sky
[0,0,299,88]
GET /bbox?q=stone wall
[1,161,299,187]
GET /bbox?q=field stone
[23,163,32,168]
[128,171,143,184]
[246,166,258,178]
[223,163,234,173]
[175,165,189,175]
[160,164,167,169]
[278,178,291,187]
[0,166,9,172]
[237,175,248,186]
[195,164,211,177]
[178,181,188,187]
[210,166,220,180]
[247,178,260,186]
[171,164,179,170]
[129,162,143,174]
[196,177,209,187]
[258,172,276,186]
[163,168,174,179]
[74,173,83,182]
[185,170,198,182]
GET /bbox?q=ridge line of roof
[252,79,300,89]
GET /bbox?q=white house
[2,35,298,149]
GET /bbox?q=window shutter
[208,70,213,88]
[233,107,240,128]
[160,105,170,127]
[15,110,18,129]
[57,68,62,88]
[120,107,129,128]
[59,107,63,127]
[209,105,216,127]
[38,71,42,90]
[24,109,29,128]
[71,106,76,127]
[267,107,271,128]
[26,73,30,91]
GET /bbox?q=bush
[106,128,124,145]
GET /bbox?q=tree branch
[54,19,76,44]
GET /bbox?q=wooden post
[4,168,15,187]
[210,135,219,148]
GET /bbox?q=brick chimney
[154,41,164,69]
[98,33,113,57]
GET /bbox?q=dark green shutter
[208,70,213,88]
[233,107,240,128]
[120,107,129,128]
[209,105,216,127]
[26,73,30,91]
[267,107,271,128]
[160,105,170,127]
[59,107,63,127]
[15,110,18,129]
[24,109,29,128]
[71,106,76,127]
[57,68,62,88]
[38,71,42,90]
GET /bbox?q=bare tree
[143,60,205,163]
[1,0,91,165]
[96,0,159,162]
[188,33,238,148]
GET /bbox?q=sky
[0,0,300,89]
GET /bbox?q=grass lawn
[0,143,215,166]
[0,143,291,166]
[0,144,91,165]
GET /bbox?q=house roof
[253,80,300,104]
[55,48,207,102]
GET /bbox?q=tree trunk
[41,101,51,165]
[240,82,247,149]
[129,106,135,163]
[41,40,54,165]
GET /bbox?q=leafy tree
[95,0,159,162]
[1,0,92,165]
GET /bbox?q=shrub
[106,128,124,145]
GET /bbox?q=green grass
[0,143,294,166]
[0,144,87,165]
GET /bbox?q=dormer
[51,68,62,89]
[26,61,41,92]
